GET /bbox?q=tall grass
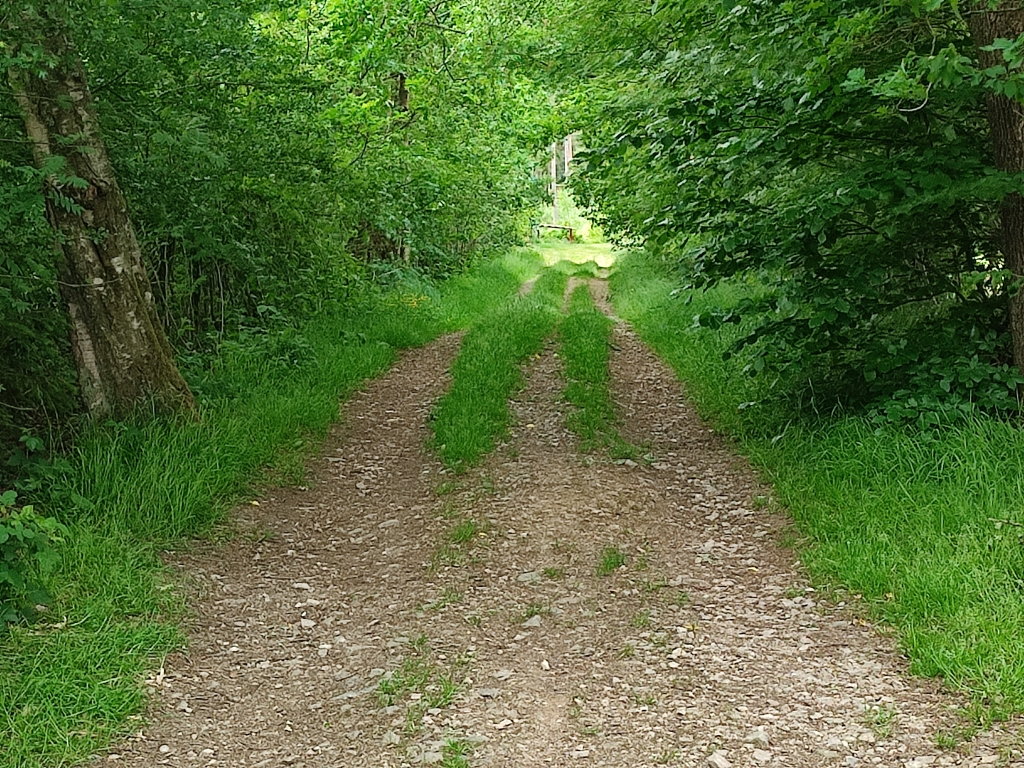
[432,268,567,468]
[611,251,1024,717]
[438,247,544,330]
[0,249,537,768]
[559,284,630,454]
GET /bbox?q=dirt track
[99,281,1023,768]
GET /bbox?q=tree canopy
[8,0,1024,440]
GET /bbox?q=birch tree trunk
[968,1,1024,374]
[6,4,195,417]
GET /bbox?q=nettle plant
[0,490,66,626]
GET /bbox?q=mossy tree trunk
[6,4,195,417]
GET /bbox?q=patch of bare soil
[97,288,1023,768]
[586,278,617,320]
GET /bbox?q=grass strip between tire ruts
[559,283,634,456]
[431,268,567,469]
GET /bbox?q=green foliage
[0,492,66,627]
[0,155,79,464]
[438,248,546,330]
[596,545,627,576]
[439,739,474,768]
[557,0,1024,423]
[0,0,556,463]
[559,284,632,454]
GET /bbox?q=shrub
[0,490,66,626]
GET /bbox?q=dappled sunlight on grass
[534,241,618,269]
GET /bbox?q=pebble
[744,728,770,748]
[707,750,732,768]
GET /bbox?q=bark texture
[968,1,1024,374]
[7,7,195,417]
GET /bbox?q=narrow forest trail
[98,281,1022,768]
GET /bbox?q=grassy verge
[611,251,1024,720]
[0,250,538,768]
[559,284,632,456]
[431,267,567,468]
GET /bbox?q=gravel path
[97,285,1023,768]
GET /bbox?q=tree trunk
[6,6,195,417]
[968,2,1024,374]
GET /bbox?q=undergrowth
[0,249,540,768]
[611,250,1024,719]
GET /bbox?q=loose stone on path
[93,287,1024,768]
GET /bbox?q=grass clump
[449,519,481,544]
[597,545,627,576]
[439,248,544,330]
[864,704,899,740]
[519,602,548,622]
[611,249,1024,715]
[630,609,652,628]
[432,268,567,468]
[378,640,466,735]
[439,739,474,768]
[432,518,488,569]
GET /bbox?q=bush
[0,491,66,626]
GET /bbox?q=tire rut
[94,292,1023,768]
